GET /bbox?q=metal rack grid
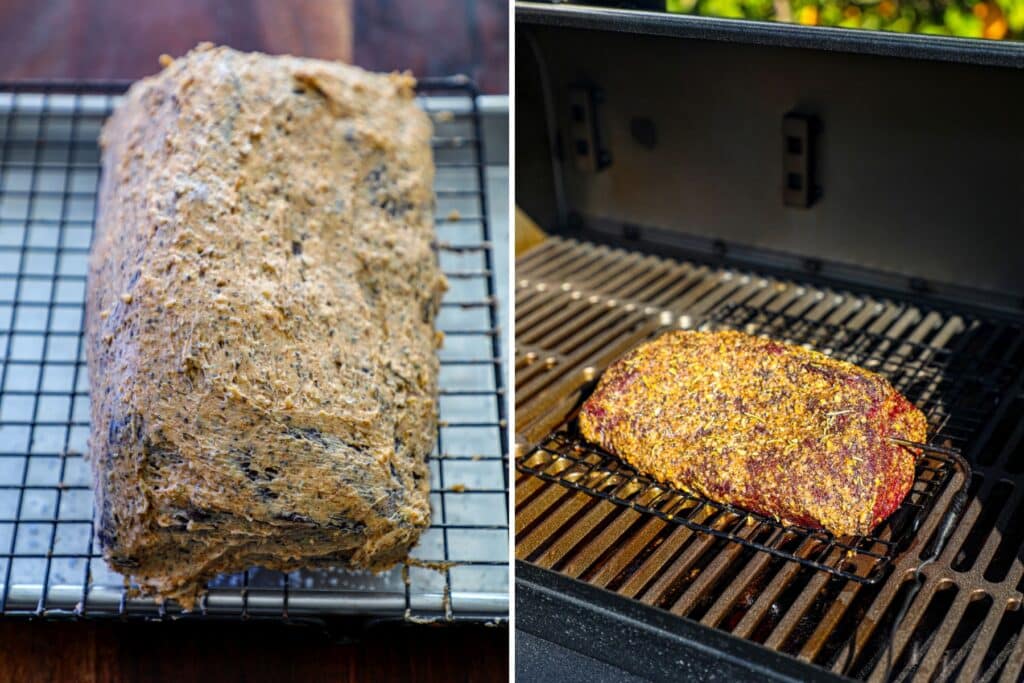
[517,302,992,584]
[0,78,508,622]
[514,238,1024,680]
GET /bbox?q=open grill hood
[516,4,1024,681]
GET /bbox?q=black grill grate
[516,302,997,584]
[0,77,507,622]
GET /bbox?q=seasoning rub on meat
[87,45,445,607]
[579,330,926,536]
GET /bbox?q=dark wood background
[0,0,509,93]
[0,620,508,682]
[0,0,509,679]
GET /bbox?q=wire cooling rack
[518,303,985,584]
[0,78,508,622]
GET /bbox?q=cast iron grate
[515,238,1024,680]
[517,302,988,585]
[0,78,508,622]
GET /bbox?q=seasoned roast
[86,45,445,607]
[578,329,926,536]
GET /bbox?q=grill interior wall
[515,237,1024,682]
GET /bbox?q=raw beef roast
[578,330,926,536]
[87,45,444,607]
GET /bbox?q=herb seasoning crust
[86,44,445,608]
[579,330,926,537]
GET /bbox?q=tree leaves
[665,0,1024,40]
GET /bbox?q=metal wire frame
[516,301,995,585]
[0,77,508,622]
[513,238,1024,680]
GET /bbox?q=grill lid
[516,15,1024,312]
[518,1,1024,69]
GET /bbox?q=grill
[515,4,1024,681]
[516,240,1024,679]
[0,77,508,623]
[518,300,979,586]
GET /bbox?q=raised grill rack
[518,302,981,585]
[0,77,508,622]
[514,237,1024,680]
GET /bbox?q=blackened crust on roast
[84,45,442,609]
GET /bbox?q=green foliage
[666,0,1024,39]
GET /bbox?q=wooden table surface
[0,619,508,682]
[0,1,509,680]
[0,0,509,93]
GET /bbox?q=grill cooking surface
[0,79,508,622]
[516,237,1024,681]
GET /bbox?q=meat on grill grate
[578,329,927,536]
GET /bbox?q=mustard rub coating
[579,330,926,536]
[86,44,445,608]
